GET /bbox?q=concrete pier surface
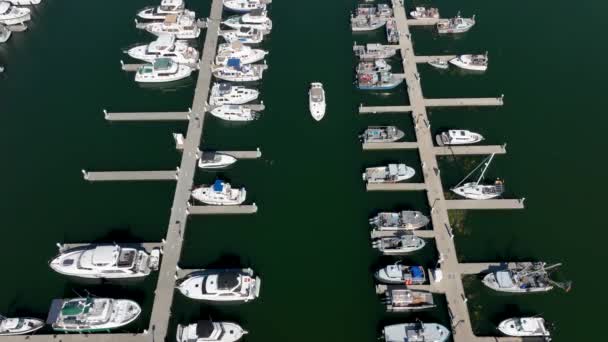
[434,145,506,155]
[445,199,525,210]
[425,97,504,107]
[82,170,178,181]
[414,55,457,63]
[104,110,190,121]
[362,142,418,150]
[366,183,427,191]
[187,204,258,215]
[359,105,412,114]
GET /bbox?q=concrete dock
[424,97,504,107]
[434,145,506,155]
[414,55,457,63]
[82,170,178,181]
[359,105,412,114]
[366,183,427,191]
[104,110,190,122]
[187,204,258,215]
[444,199,525,210]
[362,142,418,150]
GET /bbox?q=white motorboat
[198,152,237,169]
[308,82,326,121]
[47,297,141,332]
[450,53,488,71]
[0,24,10,43]
[482,262,567,294]
[451,153,504,200]
[210,105,259,121]
[191,180,247,205]
[409,7,440,19]
[177,268,261,302]
[212,59,267,82]
[6,0,41,5]
[177,320,248,342]
[498,317,550,338]
[360,126,404,143]
[0,316,44,336]
[222,9,272,33]
[127,35,198,64]
[216,41,268,65]
[428,58,448,69]
[350,14,386,32]
[143,11,201,39]
[0,2,30,25]
[209,83,259,105]
[135,58,193,83]
[221,27,264,44]
[137,0,186,20]
[372,235,426,255]
[437,12,475,34]
[49,244,161,279]
[369,211,430,230]
[374,263,426,285]
[353,43,398,61]
[435,129,484,146]
[383,322,450,342]
[356,59,391,74]
[363,164,415,183]
[223,0,269,13]
[376,286,435,312]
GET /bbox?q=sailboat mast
[476,153,495,185]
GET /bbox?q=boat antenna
[452,154,493,189]
[476,153,495,185]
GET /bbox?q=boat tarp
[411,266,425,279]
[46,299,64,324]
[227,58,241,69]
[213,180,224,192]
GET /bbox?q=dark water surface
[0,0,603,340]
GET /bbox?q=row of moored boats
[0,0,44,72]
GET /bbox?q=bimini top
[226,58,242,69]
[411,266,424,279]
[213,180,224,192]
[195,320,215,338]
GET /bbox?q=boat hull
[198,154,238,169]
[449,56,487,71]
[498,318,550,337]
[50,299,141,332]
[191,186,247,205]
[0,14,31,26]
[451,183,502,200]
[0,318,44,336]
[135,66,193,83]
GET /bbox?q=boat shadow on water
[136,76,195,92]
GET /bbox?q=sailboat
[451,153,504,200]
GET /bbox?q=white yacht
[374,263,426,285]
[451,153,504,200]
[221,27,264,44]
[498,317,550,338]
[0,2,30,25]
[223,0,268,13]
[428,58,449,69]
[361,126,404,143]
[177,268,261,302]
[191,180,247,205]
[49,244,161,279]
[0,316,44,336]
[177,320,247,342]
[222,9,272,33]
[212,59,267,82]
[127,35,199,64]
[450,53,488,71]
[143,11,201,39]
[437,12,475,34]
[6,0,41,5]
[135,58,193,83]
[198,152,237,169]
[353,43,398,61]
[216,42,268,65]
[383,322,450,342]
[308,82,326,121]
[363,164,415,183]
[372,235,426,255]
[48,297,141,332]
[209,83,259,105]
[137,0,186,20]
[436,129,484,146]
[210,105,258,121]
[370,211,430,230]
[356,59,391,74]
[0,24,10,43]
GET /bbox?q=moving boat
[191,180,247,205]
[435,129,484,146]
[198,152,237,169]
[357,71,403,90]
[135,58,193,83]
[428,58,448,69]
[372,235,426,255]
[375,263,426,285]
[450,53,488,71]
[0,2,30,25]
[482,262,570,293]
[127,35,198,64]
[308,82,326,121]
[360,126,404,143]
[222,9,272,33]
[49,244,161,279]
[370,211,429,230]
[353,43,397,61]
[223,0,268,13]
[376,286,435,312]
[143,11,201,39]
[0,24,10,43]
[363,163,415,183]
[212,59,267,82]
[177,268,261,302]
[351,14,386,32]
[137,0,186,20]
[356,59,391,74]
[216,41,268,65]
[383,322,450,342]
[451,153,504,200]
[437,12,475,34]
[498,317,551,338]
[210,105,259,121]
[221,27,264,44]
[410,7,440,19]
[209,83,259,105]
[0,316,44,336]
[177,320,248,342]
[47,297,141,332]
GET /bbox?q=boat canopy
[496,271,515,288]
[227,58,242,69]
[213,180,224,192]
[411,267,424,279]
[195,320,215,338]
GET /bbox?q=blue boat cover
[213,180,223,192]
[227,58,241,69]
[412,266,424,279]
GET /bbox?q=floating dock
[82,170,178,182]
[104,110,190,122]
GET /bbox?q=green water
[0,0,604,340]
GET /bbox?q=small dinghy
[177,320,248,342]
[356,59,391,74]
[222,9,272,33]
[410,7,440,19]
[177,268,261,302]
[308,82,326,121]
[357,71,404,90]
[437,12,475,34]
[451,153,504,200]
[135,58,193,83]
[353,43,397,61]
[375,263,426,285]
[216,41,268,65]
[377,285,435,312]
[370,211,429,230]
[198,152,237,169]
[209,83,259,105]
[0,316,44,336]
[482,262,570,294]
[143,11,201,39]
[360,126,404,143]
[351,14,386,32]
[212,58,267,82]
[223,0,269,13]
[221,27,264,44]
[0,2,30,25]
[127,34,198,64]
[450,52,488,71]
[210,105,259,121]
[363,164,415,183]
[137,0,186,20]
[191,180,246,205]
[48,297,141,332]
[372,235,426,255]
[383,322,450,342]
[436,129,483,146]
[428,58,448,69]
[498,317,551,338]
